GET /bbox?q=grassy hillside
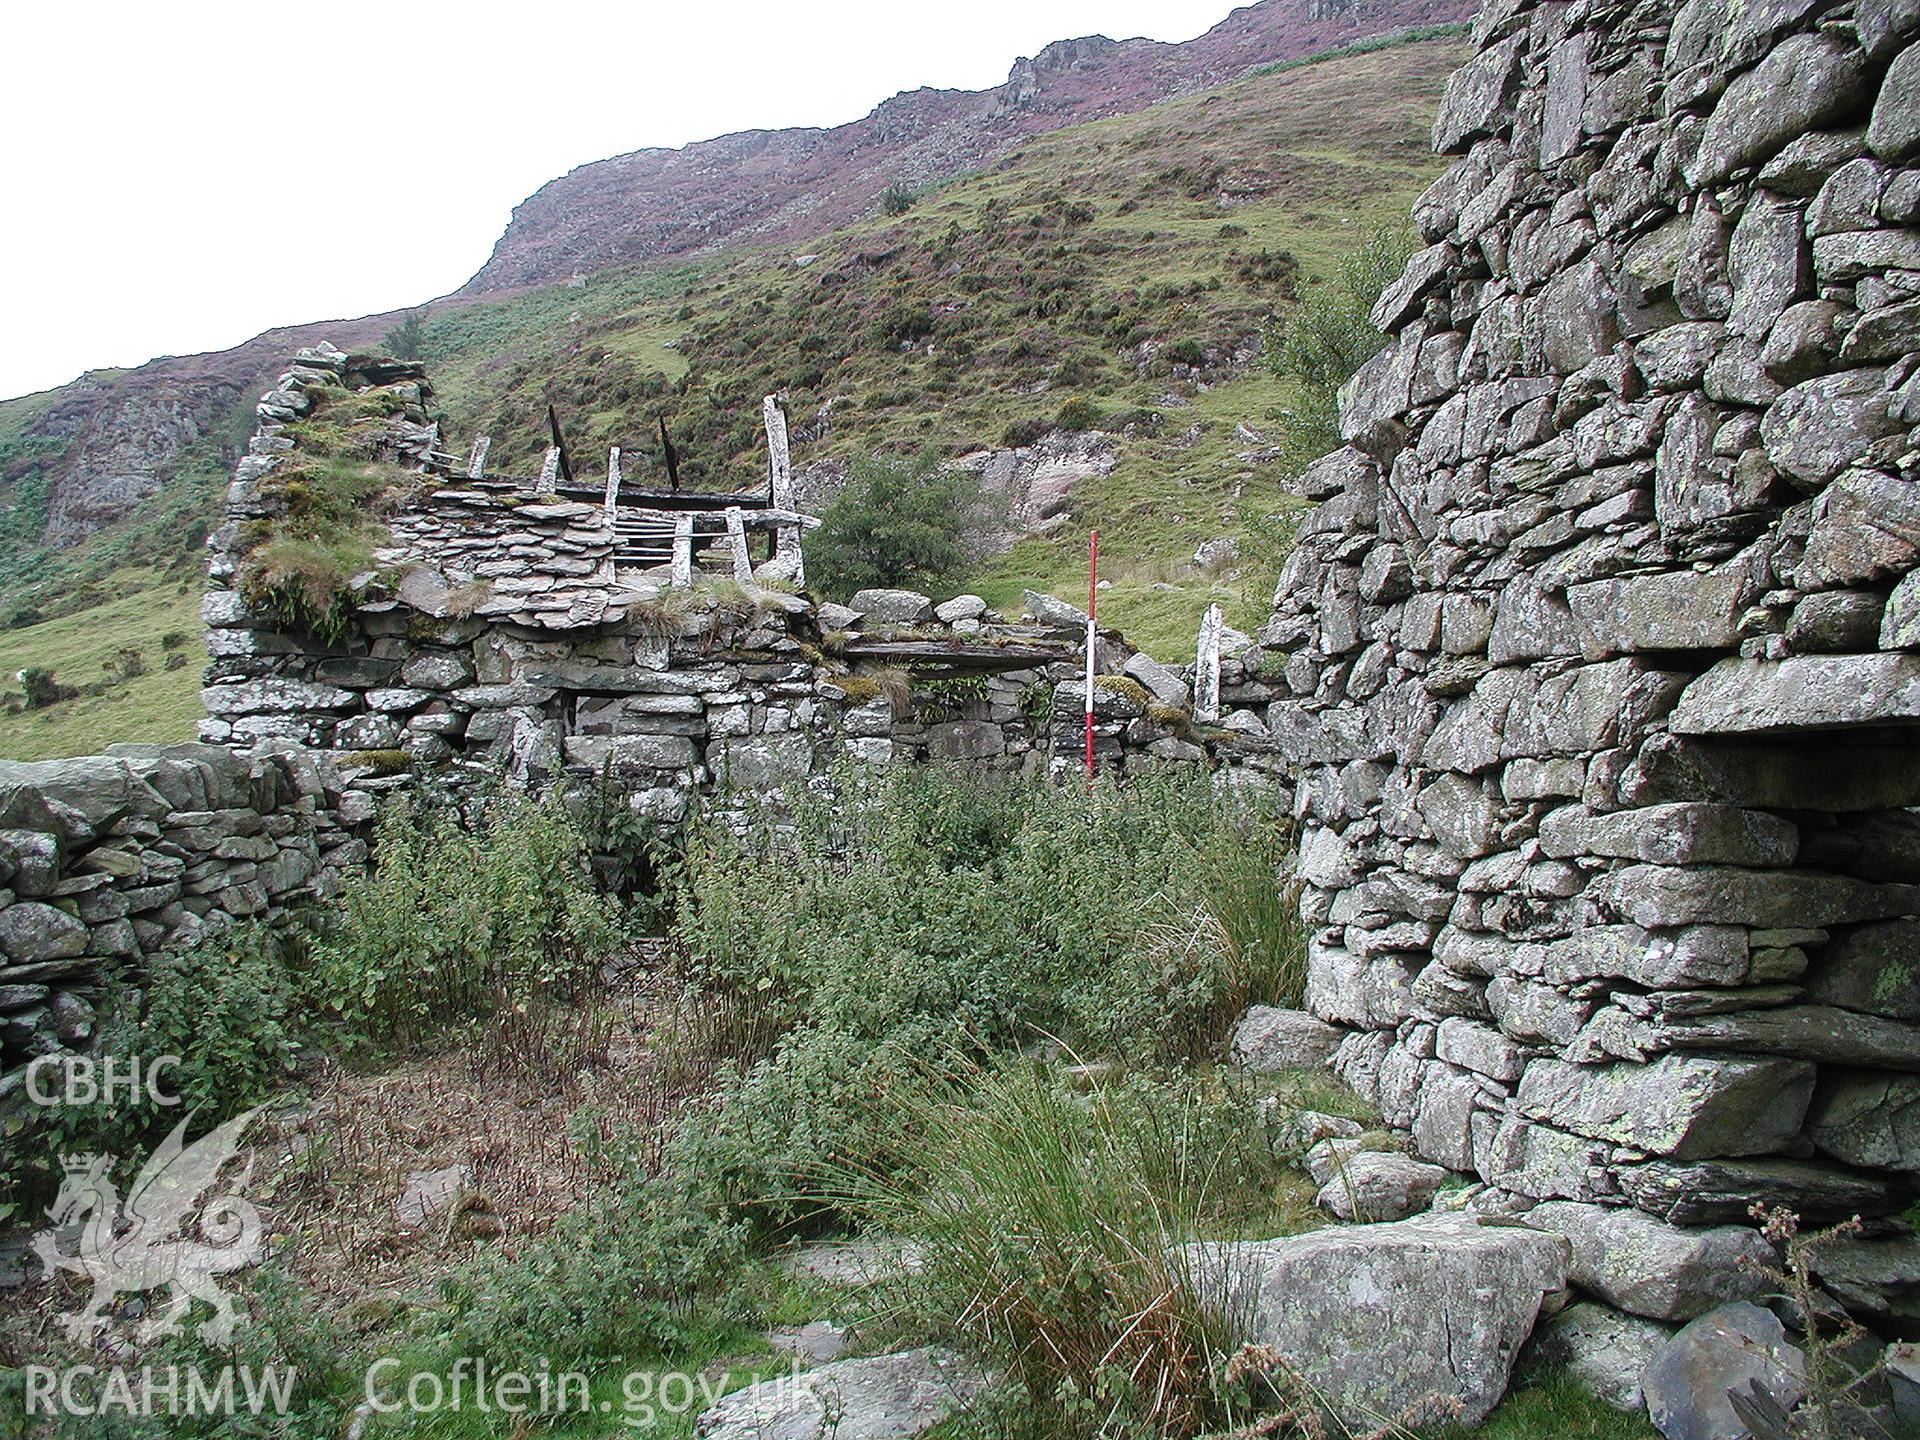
[0,29,1465,756]
[0,571,205,759]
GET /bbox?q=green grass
[0,571,203,759]
[1464,1372,1659,1439]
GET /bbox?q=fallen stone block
[1524,1300,1673,1412]
[1314,1150,1450,1222]
[1641,1302,1806,1440]
[1228,1005,1344,1072]
[1182,1213,1571,1430]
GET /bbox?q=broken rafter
[547,404,574,485]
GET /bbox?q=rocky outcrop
[1255,0,1920,1277]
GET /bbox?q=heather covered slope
[460,0,1473,295]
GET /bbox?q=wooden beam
[837,639,1072,670]
[547,405,574,485]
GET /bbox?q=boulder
[1229,1006,1343,1072]
[932,594,987,624]
[1641,1302,1806,1440]
[1314,1150,1450,1222]
[694,1348,986,1440]
[1022,589,1090,630]
[846,589,933,625]
[1304,1135,1370,1187]
[1524,1202,1773,1321]
[1266,1107,1364,1151]
[1525,1301,1673,1412]
[1183,1213,1571,1429]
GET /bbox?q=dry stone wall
[200,360,1286,812]
[0,744,368,1085]
[1266,0,1920,1250]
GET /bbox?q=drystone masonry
[1265,0,1920,1261]
[201,355,1285,812]
[0,744,369,1081]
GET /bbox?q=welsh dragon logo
[31,1109,264,1345]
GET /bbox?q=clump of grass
[444,577,491,617]
[236,383,423,641]
[336,748,413,776]
[833,1063,1286,1439]
[236,531,378,645]
[1149,702,1193,735]
[833,673,886,704]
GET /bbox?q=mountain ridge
[460,0,1471,296]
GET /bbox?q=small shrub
[237,532,374,645]
[1265,224,1415,475]
[1055,397,1104,431]
[881,183,916,216]
[7,606,42,628]
[381,308,429,360]
[809,451,983,600]
[18,667,73,709]
[1002,418,1050,448]
[160,629,190,651]
[142,923,301,1116]
[436,1170,749,1367]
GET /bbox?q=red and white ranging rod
[1085,529,1098,782]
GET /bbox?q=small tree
[383,308,429,360]
[1265,224,1415,474]
[19,667,72,709]
[881,184,916,217]
[809,452,977,600]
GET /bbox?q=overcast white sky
[0,0,1241,402]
